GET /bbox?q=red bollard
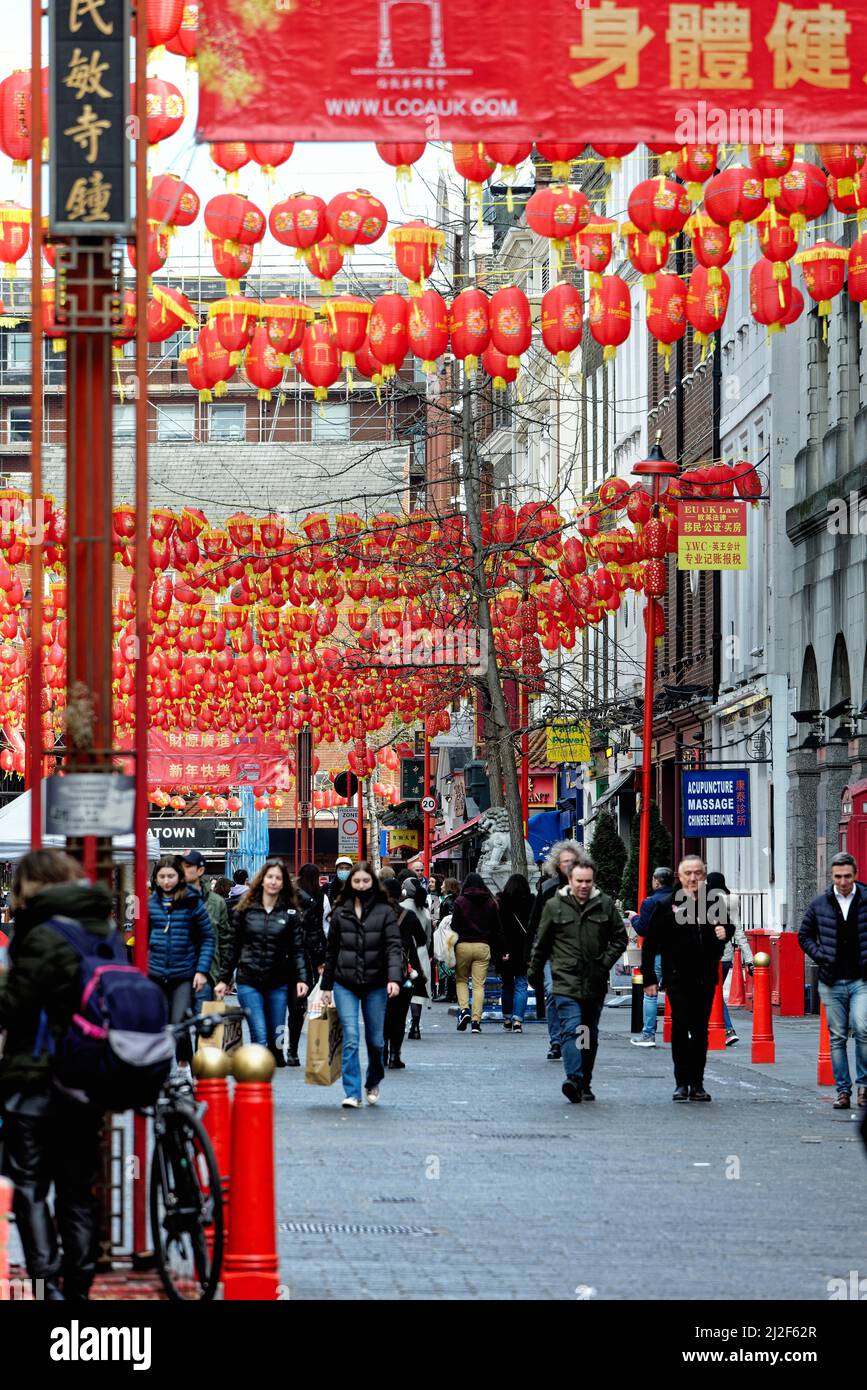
[223,1044,279,1301]
[0,1177,12,1300]
[707,962,727,1050]
[192,1047,233,1253]
[662,990,672,1044]
[728,948,746,1009]
[751,951,775,1063]
[817,1001,834,1086]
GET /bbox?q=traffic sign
[420,795,437,814]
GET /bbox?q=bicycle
[147,1007,246,1302]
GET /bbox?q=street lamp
[631,438,679,908]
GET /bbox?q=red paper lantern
[324,295,373,372]
[306,235,344,293]
[368,293,408,379]
[210,296,258,365]
[449,288,490,375]
[750,257,793,330]
[484,141,532,181]
[210,235,254,294]
[262,296,312,365]
[137,76,185,145]
[774,161,829,237]
[535,141,582,180]
[325,189,384,252]
[589,275,631,361]
[407,288,449,373]
[489,285,532,367]
[571,213,617,286]
[628,178,691,247]
[525,184,590,260]
[642,559,667,597]
[389,220,445,295]
[622,222,670,288]
[269,192,327,253]
[686,265,730,355]
[243,324,283,401]
[300,321,340,401]
[127,221,170,276]
[375,141,426,178]
[793,238,848,323]
[748,144,795,198]
[41,282,66,353]
[210,142,250,182]
[704,166,767,244]
[848,232,867,313]
[686,210,733,287]
[147,0,184,47]
[166,1,199,66]
[204,193,266,247]
[0,68,47,169]
[541,282,583,372]
[147,285,197,343]
[732,461,763,501]
[452,142,496,198]
[818,143,867,195]
[148,173,200,229]
[0,202,30,277]
[645,273,687,370]
[780,285,804,328]
[355,338,385,389]
[249,142,294,176]
[676,144,718,202]
[482,344,518,391]
[756,208,797,265]
[591,143,636,173]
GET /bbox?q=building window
[156,403,196,441]
[209,404,246,441]
[311,400,350,442]
[161,330,186,360]
[113,404,136,440]
[8,406,31,442]
[6,332,32,373]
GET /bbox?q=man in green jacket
[181,850,232,1005]
[529,858,627,1104]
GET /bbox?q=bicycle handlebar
[169,1006,248,1041]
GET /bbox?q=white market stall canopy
[0,791,160,863]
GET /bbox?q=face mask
[355,886,373,901]
[337,869,350,882]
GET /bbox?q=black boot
[388,1045,406,1070]
[408,1020,421,1040]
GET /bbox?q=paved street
[275,1001,867,1301]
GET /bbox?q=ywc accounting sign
[49,0,131,235]
[682,770,751,838]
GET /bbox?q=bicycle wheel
[150,1109,224,1302]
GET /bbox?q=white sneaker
[364,1088,380,1105]
[341,1097,361,1108]
[630,1036,656,1048]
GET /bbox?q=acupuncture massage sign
[682,768,751,838]
[49,0,132,235]
[197,0,867,143]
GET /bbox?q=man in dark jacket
[529,840,592,1060]
[181,849,232,1006]
[642,856,733,1103]
[0,851,112,1301]
[798,851,867,1110]
[529,859,627,1103]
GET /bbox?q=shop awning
[431,814,482,858]
[580,769,635,827]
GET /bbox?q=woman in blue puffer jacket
[148,856,214,1062]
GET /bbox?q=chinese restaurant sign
[682,769,751,837]
[145,731,290,789]
[677,501,747,571]
[198,0,867,142]
[49,0,131,235]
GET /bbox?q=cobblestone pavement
[275,1001,867,1301]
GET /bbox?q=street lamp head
[631,438,679,500]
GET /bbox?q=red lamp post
[631,440,678,908]
[516,560,535,837]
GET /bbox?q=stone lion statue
[474,807,540,894]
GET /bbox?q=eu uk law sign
[682,769,751,839]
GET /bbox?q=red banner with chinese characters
[198,0,867,143]
[145,732,291,790]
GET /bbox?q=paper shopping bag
[304,1004,343,1086]
[198,999,243,1055]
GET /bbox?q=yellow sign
[388,828,419,850]
[677,501,748,571]
[546,720,591,764]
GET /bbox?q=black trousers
[667,979,718,1089]
[1,1090,103,1299]
[384,987,413,1051]
[151,976,194,1063]
[288,994,306,1057]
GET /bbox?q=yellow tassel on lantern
[552,161,572,182]
[346,367,354,391]
[507,355,520,369]
[465,354,478,376]
[642,272,657,291]
[603,344,616,361]
[213,381,229,398]
[314,387,328,402]
[659,343,672,372]
[687,181,704,203]
[258,387,272,402]
[199,388,213,404]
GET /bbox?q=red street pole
[423,722,431,875]
[28,0,43,847]
[357,773,364,861]
[520,682,530,837]
[132,6,150,1257]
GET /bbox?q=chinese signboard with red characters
[198,0,867,142]
[145,731,290,789]
[677,501,748,571]
[50,0,131,235]
[683,769,751,837]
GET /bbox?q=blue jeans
[501,973,528,1021]
[641,955,663,1038]
[544,962,561,1046]
[333,983,387,1102]
[553,994,602,1087]
[195,980,214,1013]
[818,978,867,1093]
[721,960,734,1032]
[236,982,289,1055]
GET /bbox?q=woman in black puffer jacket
[320,862,403,1108]
[286,862,328,1067]
[215,860,308,1065]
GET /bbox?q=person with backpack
[287,862,328,1067]
[0,849,171,1302]
[450,872,504,1033]
[498,874,533,1032]
[215,860,309,1063]
[320,862,402,1107]
[148,856,215,1066]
